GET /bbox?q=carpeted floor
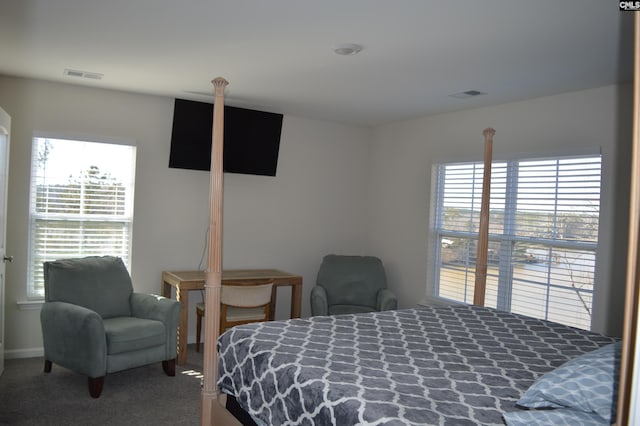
[0,345,204,426]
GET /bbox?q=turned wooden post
[201,77,228,426]
[473,127,495,307]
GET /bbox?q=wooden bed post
[617,12,640,426]
[201,77,228,426]
[473,127,495,307]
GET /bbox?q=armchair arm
[130,293,180,359]
[310,285,329,316]
[376,288,398,312]
[40,301,106,378]
[130,293,180,322]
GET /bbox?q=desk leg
[291,280,302,319]
[175,287,189,365]
[269,287,277,321]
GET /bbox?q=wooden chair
[196,280,274,352]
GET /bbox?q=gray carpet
[0,345,204,425]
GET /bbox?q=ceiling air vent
[449,89,486,99]
[64,68,103,80]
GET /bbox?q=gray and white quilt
[217,305,616,425]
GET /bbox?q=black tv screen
[169,98,283,176]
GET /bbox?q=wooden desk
[162,269,303,364]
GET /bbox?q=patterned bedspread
[217,305,616,425]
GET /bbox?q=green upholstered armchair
[40,256,180,398]
[310,254,398,316]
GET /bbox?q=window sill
[16,300,44,310]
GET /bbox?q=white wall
[0,76,631,356]
[0,76,371,356]
[368,84,632,337]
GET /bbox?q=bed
[217,304,618,425]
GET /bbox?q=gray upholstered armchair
[310,254,398,316]
[40,256,180,398]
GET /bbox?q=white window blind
[27,137,136,299]
[433,155,601,330]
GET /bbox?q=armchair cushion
[103,317,166,355]
[329,304,377,315]
[44,256,133,319]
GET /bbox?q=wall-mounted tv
[169,98,283,176]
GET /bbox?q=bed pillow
[516,341,621,423]
[503,408,608,426]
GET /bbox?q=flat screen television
[169,98,283,176]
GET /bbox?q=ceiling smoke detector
[449,89,486,99]
[64,68,104,80]
[333,43,363,56]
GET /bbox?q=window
[27,137,136,299]
[432,155,601,330]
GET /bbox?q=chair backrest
[316,254,387,309]
[43,255,133,318]
[221,281,274,308]
[220,280,273,332]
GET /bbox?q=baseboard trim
[5,347,44,359]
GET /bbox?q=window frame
[26,135,136,300]
[430,153,601,330]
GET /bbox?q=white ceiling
[0,1,634,127]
